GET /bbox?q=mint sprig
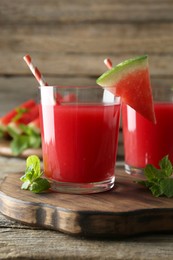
[20,155,50,193]
[8,124,41,156]
[136,155,173,197]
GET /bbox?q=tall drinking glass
[39,86,121,194]
[122,85,173,175]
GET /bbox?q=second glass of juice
[39,86,121,194]
[122,85,173,174]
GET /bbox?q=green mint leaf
[7,126,20,139]
[19,124,33,135]
[11,135,29,155]
[144,164,160,181]
[159,155,173,177]
[29,178,51,193]
[20,171,33,182]
[160,178,173,198]
[21,180,31,190]
[26,155,41,178]
[20,155,50,193]
[21,166,39,183]
[9,125,41,156]
[135,180,151,187]
[20,155,41,183]
[135,155,173,198]
[19,124,41,148]
[28,134,41,149]
[149,183,163,197]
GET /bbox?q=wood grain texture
[1,170,173,238]
[0,0,173,82]
[1,0,173,23]
[1,212,173,260]
[1,158,173,260]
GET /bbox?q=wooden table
[1,156,173,260]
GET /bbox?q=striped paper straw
[104,58,113,69]
[23,54,48,86]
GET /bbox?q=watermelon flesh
[14,104,39,125]
[0,99,36,126]
[107,68,155,123]
[96,55,156,124]
[7,104,39,135]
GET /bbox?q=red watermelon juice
[39,86,120,193]
[122,92,173,174]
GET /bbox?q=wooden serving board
[0,140,42,159]
[0,169,173,238]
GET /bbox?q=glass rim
[39,85,104,90]
[39,85,121,105]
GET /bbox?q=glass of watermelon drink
[122,85,173,175]
[39,85,121,194]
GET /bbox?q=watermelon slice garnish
[96,55,156,123]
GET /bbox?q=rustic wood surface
[1,0,173,259]
[1,158,173,259]
[1,170,173,239]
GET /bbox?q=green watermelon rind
[96,55,148,87]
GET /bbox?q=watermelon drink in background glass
[39,85,121,194]
[122,85,173,174]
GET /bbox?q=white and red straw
[104,58,113,69]
[23,54,48,86]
